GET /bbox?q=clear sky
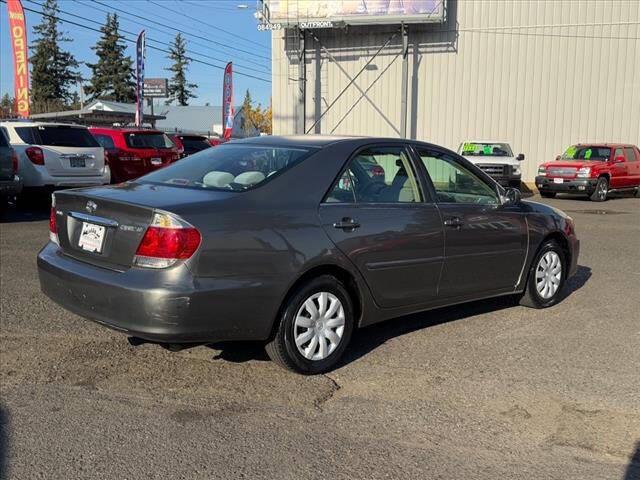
[0,0,272,107]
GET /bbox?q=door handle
[443,217,464,228]
[333,217,360,230]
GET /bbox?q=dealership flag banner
[7,0,30,117]
[222,62,234,140]
[135,30,146,127]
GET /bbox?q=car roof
[231,135,367,148]
[463,140,511,144]
[0,120,88,128]
[573,143,636,148]
[89,127,163,134]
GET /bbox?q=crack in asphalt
[314,373,341,411]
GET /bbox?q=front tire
[590,177,608,202]
[520,240,566,309]
[265,275,354,374]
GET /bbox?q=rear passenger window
[0,128,8,147]
[337,147,422,203]
[15,127,38,144]
[624,147,637,162]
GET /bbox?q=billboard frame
[256,0,446,30]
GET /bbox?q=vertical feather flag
[135,30,146,126]
[222,62,234,140]
[7,0,30,117]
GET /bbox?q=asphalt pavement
[1,193,639,480]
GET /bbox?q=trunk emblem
[86,200,97,214]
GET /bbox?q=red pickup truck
[535,143,640,201]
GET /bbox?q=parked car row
[0,120,222,205]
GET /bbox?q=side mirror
[516,153,525,161]
[503,187,521,206]
[614,155,625,163]
[555,155,561,161]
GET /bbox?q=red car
[90,128,180,183]
[536,143,640,201]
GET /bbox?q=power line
[25,0,271,76]
[91,0,271,62]
[74,0,271,71]
[146,0,269,52]
[3,0,271,83]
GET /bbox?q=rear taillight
[26,146,45,165]
[11,150,18,174]
[49,194,59,245]
[133,212,201,269]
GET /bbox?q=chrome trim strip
[68,211,119,228]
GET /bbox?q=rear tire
[590,177,608,202]
[519,240,566,309]
[265,275,354,374]
[540,191,556,198]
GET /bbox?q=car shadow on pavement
[625,441,640,480]
[341,264,592,370]
[0,405,9,479]
[0,203,50,223]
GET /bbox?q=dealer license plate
[553,178,564,184]
[70,158,86,168]
[78,222,105,253]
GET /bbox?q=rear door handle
[443,217,464,228]
[333,217,360,230]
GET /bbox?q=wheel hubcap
[535,251,562,299]
[598,181,607,199]
[293,292,345,361]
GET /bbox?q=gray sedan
[38,136,580,374]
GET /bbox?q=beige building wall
[271,0,640,182]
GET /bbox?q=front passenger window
[417,150,499,204]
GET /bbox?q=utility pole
[297,28,306,135]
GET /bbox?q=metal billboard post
[400,23,409,139]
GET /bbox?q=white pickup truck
[457,141,524,190]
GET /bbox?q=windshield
[125,132,174,149]
[561,145,611,161]
[15,126,99,147]
[460,142,513,157]
[139,144,313,191]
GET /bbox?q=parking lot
[0,194,638,479]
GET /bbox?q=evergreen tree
[165,33,196,105]
[30,0,79,112]
[85,13,136,102]
[1,93,15,117]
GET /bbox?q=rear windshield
[139,144,313,191]
[561,145,610,161]
[125,132,174,149]
[460,142,513,157]
[15,126,99,147]
[180,136,211,152]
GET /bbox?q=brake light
[26,146,44,165]
[133,212,201,268]
[11,150,18,174]
[49,194,59,245]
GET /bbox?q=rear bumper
[37,242,276,343]
[0,176,23,196]
[536,176,597,193]
[19,163,111,188]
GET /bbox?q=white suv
[457,141,524,189]
[0,121,110,192]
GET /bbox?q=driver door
[414,148,528,300]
